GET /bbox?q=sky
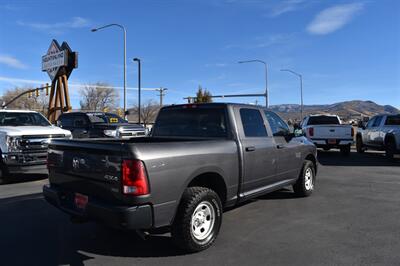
[0,0,399,109]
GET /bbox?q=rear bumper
[311,138,353,148]
[43,185,153,230]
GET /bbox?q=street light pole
[281,69,303,120]
[91,24,127,119]
[133,58,141,124]
[238,59,268,108]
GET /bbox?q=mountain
[269,100,399,121]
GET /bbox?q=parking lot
[0,150,399,266]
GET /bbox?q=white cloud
[0,55,27,69]
[17,17,91,33]
[269,0,306,17]
[307,3,364,35]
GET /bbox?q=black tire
[293,160,315,197]
[171,187,223,253]
[356,136,364,153]
[0,167,9,185]
[385,138,396,160]
[340,145,351,156]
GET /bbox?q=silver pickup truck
[356,114,400,159]
[43,103,317,252]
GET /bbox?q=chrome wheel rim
[304,168,313,190]
[191,201,215,241]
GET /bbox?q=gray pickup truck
[43,103,317,252]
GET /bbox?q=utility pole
[156,87,168,107]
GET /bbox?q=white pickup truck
[301,114,354,155]
[0,110,72,184]
[356,114,400,159]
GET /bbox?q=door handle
[245,146,256,152]
[276,144,285,149]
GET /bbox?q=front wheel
[385,139,396,160]
[356,136,364,153]
[293,160,315,197]
[171,187,222,253]
[340,145,351,156]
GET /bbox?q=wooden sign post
[42,40,78,123]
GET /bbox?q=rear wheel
[171,187,222,253]
[340,145,351,156]
[356,136,364,153]
[385,138,396,160]
[293,160,315,197]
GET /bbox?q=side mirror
[294,128,304,137]
[357,121,365,130]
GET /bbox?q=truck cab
[356,114,400,159]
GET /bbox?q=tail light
[308,127,314,137]
[122,160,150,196]
[351,127,354,137]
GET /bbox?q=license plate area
[74,193,88,210]
[327,139,337,144]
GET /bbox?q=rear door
[234,107,277,196]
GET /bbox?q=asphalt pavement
[0,150,399,266]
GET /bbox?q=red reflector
[308,127,314,137]
[122,160,149,196]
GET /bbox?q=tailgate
[313,125,352,139]
[47,139,129,202]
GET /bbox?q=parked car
[0,110,71,184]
[57,112,146,139]
[356,114,400,159]
[301,114,354,155]
[43,103,318,252]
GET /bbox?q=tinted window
[0,112,51,126]
[240,109,267,137]
[385,115,400,125]
[366,117,375,128]
[372,116,383,127]
[87,113,127,124]
[307,116,340,125]
[264,111,290,136]
[74,115,88,127]
[59,115,74,127]
[153,107,227,138]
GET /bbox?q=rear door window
[239,108,267,137]
[385,115,400,125]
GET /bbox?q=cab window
[239,108,267,137]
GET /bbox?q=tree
[194,86,213,103]
[128,100,160,125]
[0,87,49,114]
[80,83,119,111]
